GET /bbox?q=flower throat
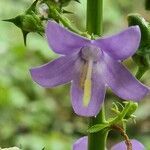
[80,45,102,107]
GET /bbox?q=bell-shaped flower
[30,21,149,117]
[73,136,145,150]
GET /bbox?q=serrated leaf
[87,123,109,133]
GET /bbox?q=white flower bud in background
[38,3,49,18]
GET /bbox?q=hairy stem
[88,106,108,150]
[86,0,103,36]
[86,0,107,149]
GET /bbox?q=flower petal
[111,139,145,150]
[30,54,78,88]
[71,59,106,117]
[46,21,90,55]
[73,136,88,150]
[100,53,149,101]
[93,26,141,60]
[73,138,145,150]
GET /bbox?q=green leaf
[22,30,28,46]
[87,123,109,133]
[128,13,150,73]
[127,13,150,45]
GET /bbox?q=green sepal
[87,123,109,133]
[111,102,120,114]
[22,30,28,46]
[124,102,138,119]
[22,12,44,33]
[3,16,23,28]
[145,0,150,10]
[26,0,38,14]
[110,101,138,125]
[87,102,138,134]
[88,101,139,134]
[62,9,73,14]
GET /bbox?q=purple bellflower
[73,136,145,150]
[30,21,149,117]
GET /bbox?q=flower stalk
[86,0,108,150]
[111,125,132,150]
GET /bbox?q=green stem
[88,106,108,150]
[86,0,103,36]
[86,0,106,149]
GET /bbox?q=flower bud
[3,13,44,45]
[3,0,44,45]
[39,3,49,18]
[22,14,44,33]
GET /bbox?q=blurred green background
[0,0,150,149]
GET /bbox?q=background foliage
[0,0,150,149]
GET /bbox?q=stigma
[79,45,102,107]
